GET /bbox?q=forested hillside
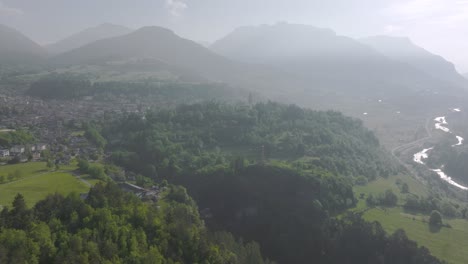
[104,101,399,180]
[0,182,269,264]
[86,102,448,263]
[0,179,443,264]
[0,94,443,263]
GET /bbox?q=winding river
[413,109,467,190]
[413,148,433,164]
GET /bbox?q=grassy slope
[354,174,428,203]
[363,207,468,264]
[0,162,91,207]
[355,175,468,264]
[0,162,48,180]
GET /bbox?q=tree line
[26,73,240,103]
[0,183,271,264]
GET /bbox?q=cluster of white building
[0,143,47,158]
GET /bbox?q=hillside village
[0,92,148,164]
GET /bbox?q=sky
[0,0,467,72]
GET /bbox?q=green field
[0,162,48,180]
[363,207,468,264]
[354,174,428,203]
[354,175,468,264]
[0,162,92,207]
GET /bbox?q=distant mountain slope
[211,23,379,64]
[52,24,466,117]
[52,26,309,97]
[52,26,238,80]
[45,23,132,55]
[211,23,462,97]
[361,36,468,87]
[464,73,468,79]
[0,24,46,64]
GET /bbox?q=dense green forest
[103,101,400,181]
[82,101,446,263]
[0,181,443,264]
[0,99,444,263]
[0,182,270,264]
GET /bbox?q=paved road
[76,175,92,187]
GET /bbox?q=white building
[35,143,47,151]
[0,149,9,157]
[10,146,25,155]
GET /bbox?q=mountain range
[212,23,464,94]
[51,26,308,97]
[210,23,468,115]
[45,23,132,55]
[1,22,467,112]
[52,26,233,77]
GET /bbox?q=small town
[0,92,157,205]
[0,93,147,164]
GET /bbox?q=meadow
[355,175,468,264]
[0,162,91,207]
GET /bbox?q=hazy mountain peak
[51,25,233,79]
[0,24,46,64]
[45,23,132,54]
[211,23,377,64]
[232,22,336,36]
[127,26,176,38]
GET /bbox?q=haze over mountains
[1,22,467,112]
[51,26,308,97]
[211,23,465,97]
[0,24,46,65]
[52,26,234,76]
[361,36,467,87]
[45,23,132,55]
